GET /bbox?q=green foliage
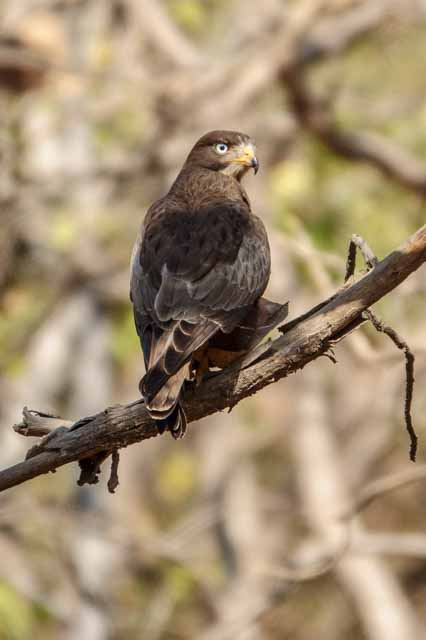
[48,210,79,251]
[271,138,421,257]
[110,306,140,368]
[95,103,146,151]
[156,449,197,507]
[166,0,206,35]
[167,563,196,603]
[0,286,48,374]
[0,583,32,640]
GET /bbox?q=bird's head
[185,130,259,181]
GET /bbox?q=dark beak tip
[252,157,259,174]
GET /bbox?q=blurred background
[0,1,425,638]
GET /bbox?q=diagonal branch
[284,70,426,196]
[1,225,425,494]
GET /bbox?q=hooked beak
[234,144,259,175]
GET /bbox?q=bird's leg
[195,350,210,386]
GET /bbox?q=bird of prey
[131,130,274,438]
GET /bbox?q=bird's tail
[153,403,187,440]
[139,319,217,439]
[140,365,189,439]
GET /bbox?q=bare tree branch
[0,224,425,494]
[128,0,201,67]
[288,367,423,640]
[284,70,426,195]
[347,465,426,517]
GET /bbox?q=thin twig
[345,234,379,281]
[13,407,70,437]
[77,451,111,487]
[344,233,418,461]
[259,528,350,582]
[364,309,418,461]
[345,465,426,518]
[107,450,120,494]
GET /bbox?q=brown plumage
[130,130,272,438]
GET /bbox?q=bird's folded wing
[132,202,270,402]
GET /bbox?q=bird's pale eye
[214,142,228,155]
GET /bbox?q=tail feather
[141,321,217,404]
[155,403,187,439]
[140,364,189,439]
[141,318,219,439]
[143,365,188,415]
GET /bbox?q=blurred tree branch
[0,224,424,494]
[283,68,426,195]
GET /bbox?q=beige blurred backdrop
[0,1,426,639]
